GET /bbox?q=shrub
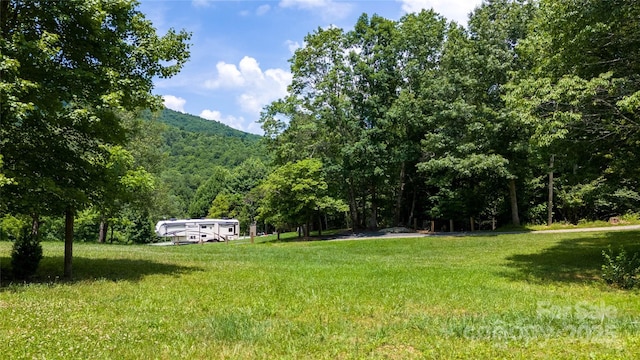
[602,245,640,289]
[11,228,43,280]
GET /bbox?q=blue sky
[138,0,483,134]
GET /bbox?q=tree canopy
[260,0,640,231]
[0,0,190,277]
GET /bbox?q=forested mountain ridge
[148,109,267,218]
[153,109,261,140]
[151,108,264,172]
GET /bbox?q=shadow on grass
[0,256,202,289]
[502,231,640,285]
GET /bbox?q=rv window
[201,225,207,229]
[190,236,196,239]
[228,227,234,232]
[201,234,207,238]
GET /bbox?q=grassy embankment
[1,230,639,359]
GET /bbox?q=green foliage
[0,155,13,188]
[0,0,190,278]
[602,246,640,289]
[556,179,640,223]
[1,0,191,217]
[258,159,347,235]
[74,209,100,242]
[507,0,640,225]
[188,167,230,218]
[2,0,639,246]
[149,110,266,217]
[126,209,156,244]
[208,192,242,219]
[10,228,43,280]
[0,215,27,241]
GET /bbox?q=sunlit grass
[497,213,640,232]
[1,231,640,359]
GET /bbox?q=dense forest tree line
[258,0,640,232]
[2,0,639,280]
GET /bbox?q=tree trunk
[305,219,310,238]
[547,155,554,226]
[318,214,322,237]
[347,179,359,230]
[361,191,367,230]
[64,207,74,280]
[508,178,520,226]
[324,214,328,233]
[31,213,40,236]
[98,215,108,243]
[394,162,406,226]
[408,182,417,229]
[370,185,378,230]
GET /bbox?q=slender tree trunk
[370,185,378,230]
[305,219,310,238]
[508,178,520,226]
[31,213,40,235]
[64,207,74,280]
[547,155,554,226]
[347,179,359,230]
[394,162,406,226]
[318,214,323,237]
[361,191,366,230]
[98,215,108,243]
[408,181,417,229]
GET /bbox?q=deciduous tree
[0,0,190,278]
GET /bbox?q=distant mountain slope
[153,108,267,171]
[155,108,261,140]
[146,108,267,217]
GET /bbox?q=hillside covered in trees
[152,109,266,219]
[2,0,639,257]
[1,106,267,245]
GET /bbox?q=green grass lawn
[1,231,640,359]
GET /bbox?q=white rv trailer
[155,218,239,243]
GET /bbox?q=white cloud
[256,4,271,16]
[397,0,481,25]
[200,109,247,132]
[286,40,301,54]
[238,57,264,86]
[204,62,245,89]
[163,95,187,113]
[199,109,223,121]
[239,67,292,114]
[279,0,353,21]
[247,121,264,135]
[202,56,292,117]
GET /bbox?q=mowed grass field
[1,231,640,359]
